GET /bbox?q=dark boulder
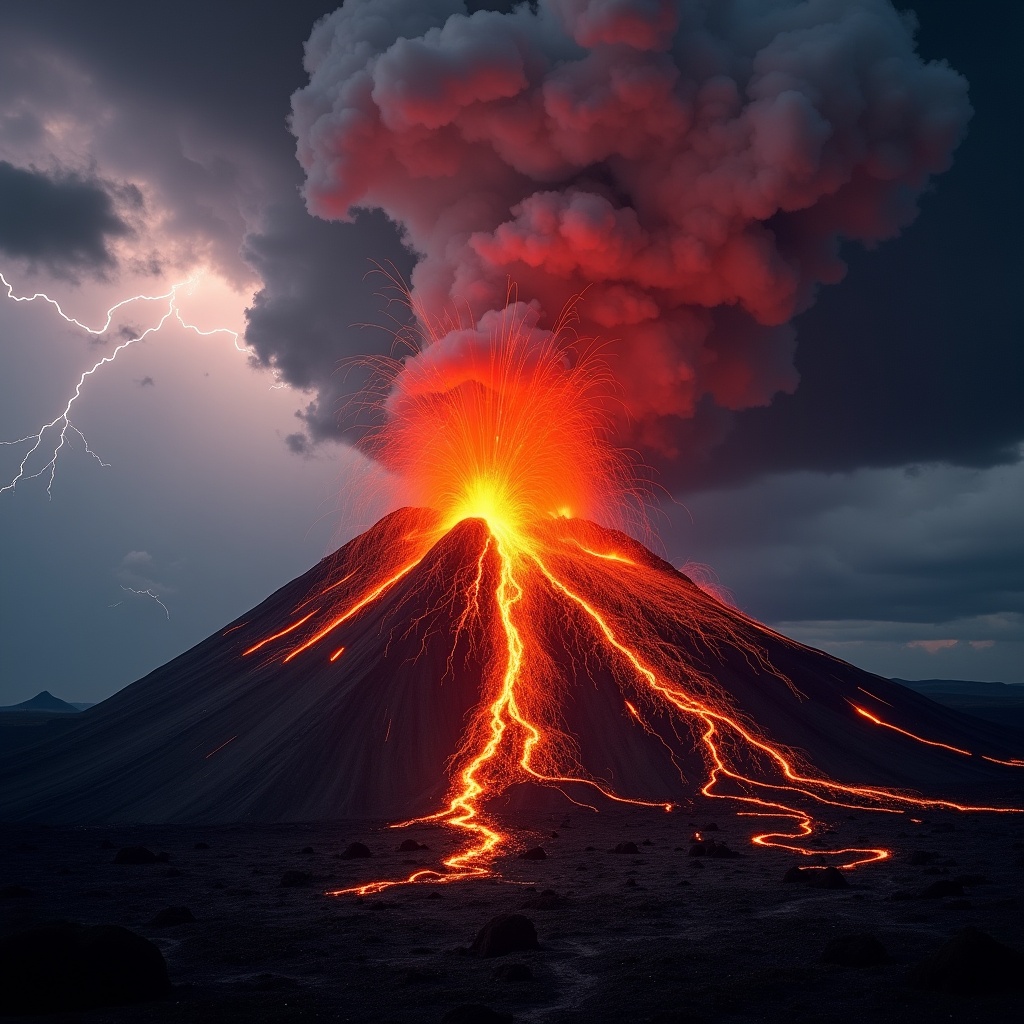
[688,840,741,859]
[470,914,539,957]
[341,842,372,859]
[518,847,547,861]
[0,922,170,1013]
[612,842,639,855]
[0,885,32,898]
[908,927,1024,994]
[398,839,429,852]
[280,870,312,888]
[809,867,848,889]
[822,933,889,967]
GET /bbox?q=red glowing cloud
[291,0,970,452]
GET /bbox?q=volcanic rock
[193,841,210,850]
[908,927,1024,994]
[470,914,539,957]
[280,870,312,888]
[0,922,170,1013]
[909,850,936,865]
[300,845,315,854]
[113,845,158,864]
[822,934,889,967]
[341,842,372,859]
[613,842,639,854]
[518,847,547,860]
[241,973,300,991]
[782,866,808,883]
[688,840,741,858]
[0,885,32,898]
[397,839,428,852]
[147,906,195,926]
[440,1006,513,1024]
[810,867,848,889]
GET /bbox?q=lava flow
[233,313,1023,897]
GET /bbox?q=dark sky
[0,1,1021,704]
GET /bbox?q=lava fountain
[236,309,1022,896]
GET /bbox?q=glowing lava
[239,313,1022,897]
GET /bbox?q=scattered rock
[612,842,639,855]
[193,842,210,850]
[521,889,562,910]
[688,840,741,859]
[300,846,315,855]
[470,914,539,957]
[624,877,637,887]
[0,885,32,898]
[280,870,312,888]
[518,847,547,861]
[493,962,533,982]
[704,822,720,831]
[341,842,372,859]
[822,933,889,967]
[908,927,1024,994]
[921,879,964,899]
[147,906,195,927]
[0,922,170,1013]
[810,867,848,890]
[909,851,936,866]
[440,1005,513,1024]
[783,865,847,888]
[398,839,428,852]
[113,846,159,865]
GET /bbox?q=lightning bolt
[0,269,267,498]
[120,586,170,619]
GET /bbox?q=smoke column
[291,0,969,457]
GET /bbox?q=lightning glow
[1,269,254,497]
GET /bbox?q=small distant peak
[1,691,80,713]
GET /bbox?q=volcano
[2,505,1021,884]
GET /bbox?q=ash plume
[290,0,970,457]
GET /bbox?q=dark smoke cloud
[0,161,132,274]
[290,0,971,459]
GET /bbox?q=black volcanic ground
[3,509,1024,1021]
[2,797,1024,1023]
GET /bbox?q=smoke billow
[290,0,970,457]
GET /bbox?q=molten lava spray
[246,1,1018,893]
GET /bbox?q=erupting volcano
[2,315,1021,896]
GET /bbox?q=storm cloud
[0,162,131,273]
[289,0,972,464]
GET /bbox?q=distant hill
[896,678,1022,696]
[0,691,81,714]
[894,678,1024,730]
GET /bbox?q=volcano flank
[1,506,1020,883]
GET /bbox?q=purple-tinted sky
[1,1,1021,705]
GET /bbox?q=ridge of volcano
[1,507,1020,838]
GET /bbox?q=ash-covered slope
[1,507,1020,824]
